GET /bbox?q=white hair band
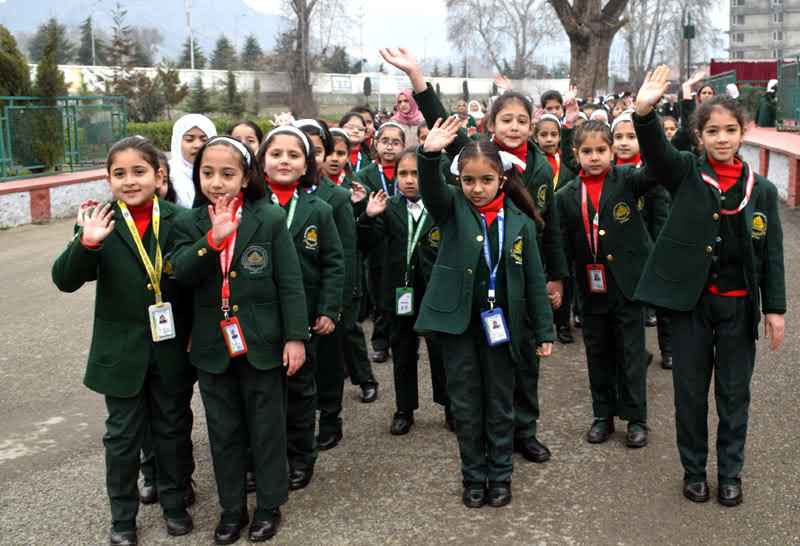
[538,113,562,128]
[450,150,527,176]
[208,136,252,166]
[610,109,635,133]
[265,125,311,155]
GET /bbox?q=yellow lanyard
[552,152,561,190]
[118,196,164,304]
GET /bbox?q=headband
[207,136,252,166]
[610,109,635,133]
[265,125,311,155]
[450,150,527,176]
[293,118,324,133]
[577,112,589,121]
[330,127,351,141]
[377,121,406,136]
[538,113,562,128]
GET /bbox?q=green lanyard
[405,207,428,285]
[285,193,299,229]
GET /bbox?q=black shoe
[487,482,512,508]
[683,479,710,503]
[288,467,314,491]
[360,382,378,403]
[183,480,196,507]
[390,412,414,435]
[515,436,551,463]
[626,422,648,448]
[444,408,455,432]
[661,355,673,370]
[645,351,654,367]
[213,515,248,546]
[586,418,614,444]
[109,529,137,546]
[164,514,193,537]
[645,314,657,327]
[248,509,281,542]
[462,483,486,508]
[556,325,574,344]
[371,350,389,363]
[718,479,743,507]
[246,471,257,494]
[139,482,157,505]
[573,315,582,328]
[317,431,343,451]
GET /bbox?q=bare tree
[624,0,665,89]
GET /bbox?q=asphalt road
[0,209,798,546]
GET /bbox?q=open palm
[636,65,671,114]
[423,117,461,153]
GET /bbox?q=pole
[185,0,194,69]
[687,13,692,81]
[90,15,96,66]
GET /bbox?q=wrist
[635,105,654,117]
[80,235,101,249]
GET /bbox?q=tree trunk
[569,30,616,97]
[288,0,319,118]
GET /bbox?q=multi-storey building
[729,0,800,59]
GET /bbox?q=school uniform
[52,199,195,533]
[548,152,578,336]
[633,110,786,491]
[170,199,308,524]
[415,148,553,490]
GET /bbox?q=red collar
[474,191,505,227]
[267,180,300,206]
[708,156,743,193]
[380,162,395,181]
[349,148,361,168]
[615,153,641,166]
[494,139,528,172]
[128,199,154,238]
[545,153,559,175]
[579,168,609,212]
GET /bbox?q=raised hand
[636,65,671,116]
[422,116,461,154]
[76,199,100,227]
[208,194,242,246]
[685,69,706,88]
[81,202,115,246]
[365,190,389,217]
[350,181,368,203]
[378,48,425,92]
[494,75,512,93]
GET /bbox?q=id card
[480,308,511,346]
[148,302,176,342]
[586,264,608,294]
[220,316,248,357]
[395,287,414,316]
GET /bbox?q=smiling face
[325,139,349,177]
[180,126,208,164]
[341,116,366,146]
[488,99,531,149]
[612,120,640,160]
[375,126,404,164]
[360,111,375,139]
[230,124,260,155]
[697,107,743,164]
[263,134,308,185]
[536,120,561,155]
[576,132,613,176]
[108,149,162,206]
[199,145,246,203]
[396,154,419,199]
[459,156,503,207]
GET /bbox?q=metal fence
[777,60,800,132]
[0,96,127,180]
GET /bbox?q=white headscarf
[468,100,484,120]
[168,114,217,208]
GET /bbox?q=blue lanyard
[480,209,504,308]
[378,165,394,196]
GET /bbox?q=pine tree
[34,23,67,169]
[247,77,261,115]
[240,34,262,70]
[28,18,74,64]
[187,75,209,113]
[107,3,135,71]
[132,38,153,67]
[158,64,188,119]
[223,70,243,116]
[446,63,453,77]
[431,62,441,78]
[179,37,206,69]
[0,25,32,96]
[461,57,468,78]
[210,35,237,70]
[77,17,106,65]
[319,46,351,74]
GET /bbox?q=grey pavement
[0,210,799,546]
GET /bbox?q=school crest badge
[511,236,524,265]
[636,196,645,211]
[752,212,767,239]
[537,184,547,208]
[428,227,441,248]
[303,225,319,250]
[613,202,631,223]
[241,245,267,273]
[164,259,173,275]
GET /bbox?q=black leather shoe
[184,481,196,507]
[360,382,378,403]
[390,412,414,435]
[139,482,157,505]
[109,529,137,546]
[248,509,281,542]
[683,479,710,503]
[487,482,512,507]
[445,408,455,432]
[645,351,654,367]
[213,516,248,546]
[462,483,486,508]
[556,325,574,344]
[573,315,582,328]
[165,514,193,537]
[371,350,389,363]
[718,479,743,507]
[317,431,343,451]
[645,314,657,327]
[586,418,614,444]
[515,436,551,463]
[288,467,314,491]
[246,471,257,494]
[661,355,673,370]
[626,422,648,448]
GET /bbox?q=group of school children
[52,45,786,545]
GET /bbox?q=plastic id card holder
[480,308,511,346]
[395,287,414,316]
[586,263,608,294]
[220,316,248,357]
[148,302,176,342]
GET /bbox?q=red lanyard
[701,167,754,216]
[218,204,242,318]
[580,182,600,261]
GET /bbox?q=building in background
[729,0,800,59]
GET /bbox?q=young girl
[171,136,308,544]
[632,66,785,507]
[227,119,264,155]
[53,137,195,545]
[256,125,345,491]
[339,112,371,173]
[391,89,426,147]
[156,150,177,203]
[662,115,679,141]
[380,47,568,466]
[414,116,553,508]
[351,105,376,151]
[358,148,452,435]
[168,113,217,208]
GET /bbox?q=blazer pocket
[252,301,282,343]
[90,318,126,367]
[653,236,701,282]
[425,265,463,312]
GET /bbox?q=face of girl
[489,100,531,149]
[699,86,715,103]
[342,117,365,146]
[612,102,625,118]
[698,108,743,164]
[469,102,481,114]
[376,127,404,164]
[231,124,260,155]
[199,145,246,202]
[536,120,560,156]
[157,159,169,198]
[308,134,325,173]
[108,149,162,206]
[455,100,467,115]
[397,95,411,114]
[576,133,613,176]
[417,126,429,144]
[543,99,563,119]
[459,156,503,207]
[360,112,375,139]
[663,119,678,141]
[181,127,208,164]
[263,134,307,185]
[396,155,419,199]
[325,140,349,177]
[612,121,640,160]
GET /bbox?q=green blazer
[316,177,359,307]
[171,199,309,373]
[632,110,786,329]
[355,162,395,268]
[265,187,345,323]
[52,199,194,398]
[414,149,554,361]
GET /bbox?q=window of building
[734,51,745,59]
[733,33,745,43]
[772,49,783,58]
[771,0,782,5]
[735,0,745,5]
[773,31,783,41]
[773,12,783,23]
[733,14,745,25]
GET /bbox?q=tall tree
[106,3,135,71]
[283,0,320,117]
[0,25,32,96]
[240,34,263,70]
[223,70,244,116]
[28,18,75,64]
[624,0,666,89]
[179,36,206,69]
[432,62,441,77]
[446,62,454,77]
[210,35,238,70]
[158,64,189,119]
[77,16,106,65]
[130,27,164,67]
[319,45,351,73]
[34,23,67,170]
[187,75,209,113]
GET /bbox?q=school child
[673,71,715,153]
[156,151,178,203]
[256,125,345,491]
[168,113,217,208]
[661,115,679,141]
[540,90,564,120]
[632,66,786,507]
[453,98,477,134]
[350,105,377,151]
[227,119,264,155]
[379,47,568,465]
[555,118,657,449]
[468,100,485,134]
[53,137,196,545]
[357,148,453,435]
[413,117,553,508]
[339,112,371,173]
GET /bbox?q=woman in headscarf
[168,114,217,208]
[390,89,426,148]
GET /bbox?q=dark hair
[350,105,374,122]
[573,120,613,148]
[488,91,533,127]
[416,124,429,136]
[660,115,678,127]
[396,146,417,166]
[376,122,406,144]
[457,140,543,227]
[255,129,318,189]
[534,117,561,137]
[226,119,264,144]
[697,84,715,98]
[339,111,366,130]
[191,137,266,206]
[582,103,601,114]
[329,129,352,150]
[106,136,160,174]
[296,120,334,157]
[156,150,177,203]
[540,90,564,108]
[692,95,747,135]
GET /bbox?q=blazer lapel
[232,201,262,265]
[112,202,147,268]
[502,204,524,256]
[742,162,760,236]
[289,193,314,238]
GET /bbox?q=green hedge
[128,117,275,151]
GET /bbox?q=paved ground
[0,209,798,546]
